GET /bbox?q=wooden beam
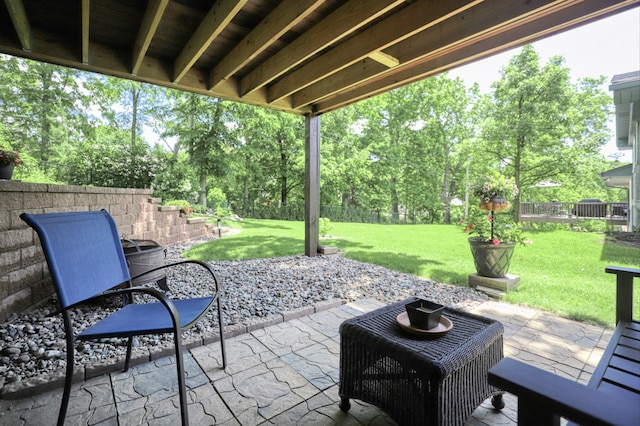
[304,113,320,257]
[239,0,406,96]
[293,0,567,108]
[4,0,31,51]
[173,0,247,83]
[368,51,400,68]
[210,0,323,91]
[267,0,481,103]
[314,0,636,114]
[81,0,89,64]
[132,0,168,75]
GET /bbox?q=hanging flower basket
[479,196,510,212]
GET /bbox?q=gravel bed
[0,237,488,388]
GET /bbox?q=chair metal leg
[124,336,134,371]
[216,295,227,368]
[174,331,189,426]
[58,314,75,426]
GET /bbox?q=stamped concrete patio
[0,298,611,425]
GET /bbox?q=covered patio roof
[0,0,637,116]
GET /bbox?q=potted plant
[0,147,25,180]
[462,171,531,278]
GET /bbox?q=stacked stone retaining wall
[0,180,211,321]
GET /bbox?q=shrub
[319,217,333,237]
[191,204,207,214]
[165,200,193,216]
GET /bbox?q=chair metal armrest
[606,266,640,323]
[488,358,638,426]
[82,285,180,320]
[129,259,222,292]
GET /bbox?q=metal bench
[488,266,640,426]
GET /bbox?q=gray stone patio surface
[0,298,611,425]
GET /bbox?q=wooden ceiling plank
[132,0,169,75]
[210,0,324,91]
[368,51,400,68]
[4,0,31,51]
[267,0,482,102]
[239,0,406,97]
[81,0,89,64]
[173,0,248,83]
[314,0,637,114]
[294,0,568,108]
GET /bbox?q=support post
[305,113,320,256]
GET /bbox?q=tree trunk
[197,172,206,206]
[390,176,399,222]
[441,146,452,224]
[130,87,140,187]
[280,142,288,206]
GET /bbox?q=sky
[447,7,640,161]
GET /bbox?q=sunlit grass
[183,218,640,327]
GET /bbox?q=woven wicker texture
[339,298,504,426]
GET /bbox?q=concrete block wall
[0,180,212,321]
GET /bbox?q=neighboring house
[603,71,640,230]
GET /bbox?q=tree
[158,91,233,206]
[0,55,91,179]
[478,45,612,220]
[355,76,477,223]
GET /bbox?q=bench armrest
[606,266,640,323]
[488,358,639,426]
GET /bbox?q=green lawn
[183,218,640,327]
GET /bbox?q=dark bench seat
[488,266,640,426]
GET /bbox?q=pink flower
[492,238,500,245]
[487,215,493,222]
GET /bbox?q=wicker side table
[339,298,504,426]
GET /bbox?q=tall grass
[183,218,640,327]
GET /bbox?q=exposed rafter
[209,0,324,91]
[173,0,247,83]
[3,0,30,51]
[132,0,168,75]
[81,0,89,64]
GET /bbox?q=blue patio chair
[21,210,226,426]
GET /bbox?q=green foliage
[214,206,233,217]
[152,150,199,202]
[207,187,227,210]
[319,217,333,237]
[0,51,620,227]
[165,199,192,215]
[573,219,608,233]
[460,208,531,245]
[473,170,519,201]
[65,127,159,188]
[191,204,207,213]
